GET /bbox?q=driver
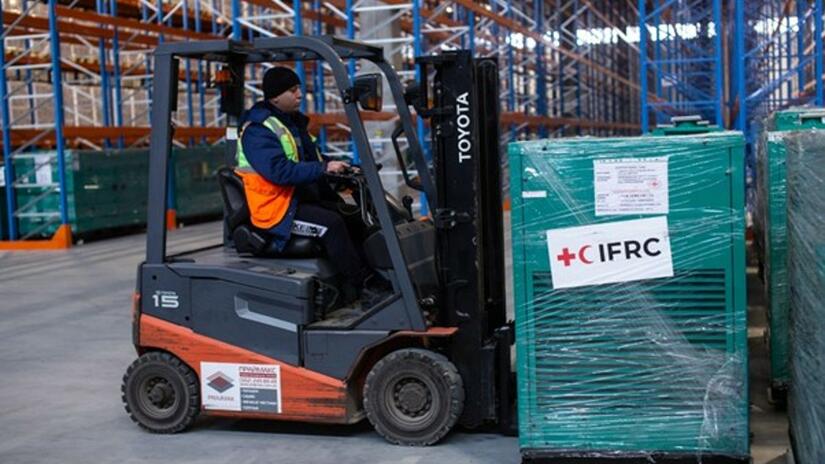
[236,66,371,298]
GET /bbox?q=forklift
[122,36,513,446]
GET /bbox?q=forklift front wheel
[363,348,464,446]
[122,352,200,433]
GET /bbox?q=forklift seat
[217,167,324,258]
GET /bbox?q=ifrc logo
[555,238,663,267]
[546,217,674,289]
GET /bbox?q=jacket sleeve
[241,123,326,185]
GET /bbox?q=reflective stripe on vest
[236,116,300,172]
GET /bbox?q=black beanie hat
[263,66,301,100]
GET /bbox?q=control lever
[402,195,414,219]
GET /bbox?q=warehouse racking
[1,0,823,246]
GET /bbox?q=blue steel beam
[534,0,547,138]
[110,0,124,147]
[556,0,564,120]
[506,0,516,140]
[294,0,307,113]
[232,0,241,39]
[412,0,426,214]
[194,0,207,143]
[48,0,69,225]
[346,0,356,78]
[346,0,358,164]
[797,1,805,91]
[639,0,649,132]
[313,0,326,150]
[96,0,112,147]
[21,0,36,127]
[141,3,153,112]
[574,0,581,135]
[0,1,18,238]
[816,0,823,105]
[712,0,723,125]
[183,0,194,146]
[467,7,475,54]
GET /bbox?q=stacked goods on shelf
[510,129,748,462]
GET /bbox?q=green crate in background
[11,149,150,238]
[8,145,226,240]
[172,145,225,221]
[510,130,748,460]
[651,115,724,136]
[754,107,825,396]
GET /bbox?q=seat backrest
[217,166,323,259]
[217,167,249,231]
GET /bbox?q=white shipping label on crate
[34,155,53,186]
[546,216,674,289]
[201,362,282,413]
[522,190,547,199]
[593,157,669,215]
[0,169,4,187]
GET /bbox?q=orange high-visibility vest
[235,115,322,229]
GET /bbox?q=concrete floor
[0,222,789,463]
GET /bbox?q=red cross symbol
[556,248,576,267]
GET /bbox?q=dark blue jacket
[240,100,328,250]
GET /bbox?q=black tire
[122,352,200,433]
[363,348,464,446]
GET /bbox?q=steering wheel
[324,166,362,193]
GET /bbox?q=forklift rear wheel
[122,352,200,433]
[363,348,464,446]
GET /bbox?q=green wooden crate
[754,108,825,395]
[509,132,748,460]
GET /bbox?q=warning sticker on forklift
[546,216,674,289]
[593,157,668,216]
[201,362,282,413]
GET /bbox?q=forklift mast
[416,52,511,428]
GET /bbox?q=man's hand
[325,160,350,174]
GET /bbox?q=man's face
[271,84,302,113]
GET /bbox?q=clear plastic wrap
[754,108,825,395]
[3,145,224,238]
[509,131,749,461]
[784,130,825,464]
